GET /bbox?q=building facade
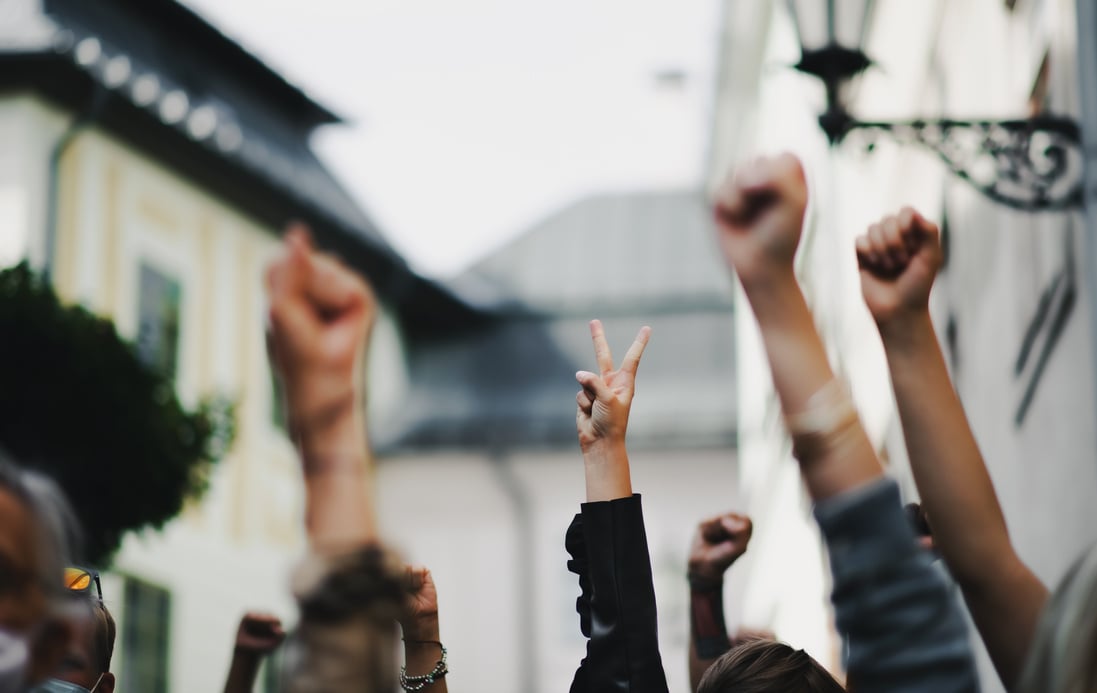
[0,1,465,690]
[377,189,742,693]
[708,0,1097,689]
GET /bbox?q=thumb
[576,370,614,402]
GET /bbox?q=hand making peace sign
[574,319,652,451]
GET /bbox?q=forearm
[879,311,1047,684]
[402,617,448,693]
[880,312,1018,576]
[223,652,262,693]
[740,272,881,499]
[297,401,377,551]
[581,439,632,502]
[688,586,730,691]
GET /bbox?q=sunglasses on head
[65,566,103,606]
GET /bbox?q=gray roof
[450,189,736,313]
[0,0,480,328]
[0,0,391,253]
[379,190,738,453]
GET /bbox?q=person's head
[0,452,82,688]
[1017,543,1097,693]
[697,639,845,693]
[52,598,116,693]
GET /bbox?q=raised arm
[267,225,376,552]
[267,226,401,693]
[857,207,1048,687]
[714,155,879,500]
[222,613,286,693]
[714,155,977,692]
[574,319,650,502]
[687,512,754,691]
[399,566,448,693]
[567,321,669,693]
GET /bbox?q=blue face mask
[29,673,104,693]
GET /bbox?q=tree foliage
[0,263,234,565]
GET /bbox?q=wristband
[784,377,860,461]
[690,582,731,659]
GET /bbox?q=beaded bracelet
[399,641,448,692]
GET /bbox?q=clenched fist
[266,224,376,436]
[688,512,753,586]
[855,206,942,326]
[714,154,809,286]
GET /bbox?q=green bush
[0,262,235,565]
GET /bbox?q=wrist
[582,439,633,502]
[581,438,628,463]
[295,401,368,464]
[737,269,806,322]
[229,649,263,672]
[401,615,441,642]
[687,565,727,591]
[876,309,935,351]
[735,262,798,296]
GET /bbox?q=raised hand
[234,612,286,656]
[687,513,753,586]
[266,224,377,436]
[713,154,809,285]
[400,566,449,693]
[224,612,286,693]
[855,207,942,326]
[400,566,440,641]
[575,320,652,451]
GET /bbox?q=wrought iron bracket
[832,114,1084,212]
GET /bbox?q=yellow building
[0,0,462,689]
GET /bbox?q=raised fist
[234,612,286,656]
[266,224,376,433]
[401,566,440,640]
[855,207,942,325]
[688,512,753,586]
[714,154,809,284]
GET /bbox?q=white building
[708,0,1097,689]
[378,189,741,693]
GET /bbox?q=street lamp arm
[835,115,1083,212]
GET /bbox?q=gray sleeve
[814,478,979,693]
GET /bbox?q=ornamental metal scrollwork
[844,116,1084,212]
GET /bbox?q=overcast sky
[182,0,721,278]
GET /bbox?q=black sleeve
[566,494,670,693]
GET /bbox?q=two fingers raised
[576,321,652,404]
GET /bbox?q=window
[120,577,171,693]
[135,262,182,381]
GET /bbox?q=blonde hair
[1017,544,1097,693]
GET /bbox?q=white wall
[376,446,739,693]
[712,0,1097,689]
[0,95,70,270]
